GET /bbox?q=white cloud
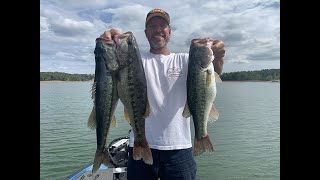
[40,0,280,74]
[40,16,50,33]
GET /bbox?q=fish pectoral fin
[143,98,151,118]
[206,70,212,85]
[209,103,219,122]
[214,71,222,83]
[111,116,117,127]
[124,108,130,123]
[87,106,96,129]
[182,102,192,118]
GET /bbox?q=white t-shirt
[129,51,192,150]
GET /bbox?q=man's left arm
[211,40,225,75]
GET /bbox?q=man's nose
[153,26,163,32]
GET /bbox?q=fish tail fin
[193,135,214,156]
[133,138,153,165]
[92,149,112,174]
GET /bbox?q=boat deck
[75,168,126,180]
[65,164,127,180]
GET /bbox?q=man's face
[145,17,171,49]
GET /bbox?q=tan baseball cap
[145,8,170,28]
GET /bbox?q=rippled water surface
[40,81,280,180]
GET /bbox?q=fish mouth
[113,32,135,68]
[191,38,214,68]
[114,33,131,50]
[107,64,119,71]
[199,56,213,68]
[113,35,120,50]
[200,65,208,69]
[95,37,114,44]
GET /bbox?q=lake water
[40,81,280,180]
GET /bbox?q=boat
[65,131,202,180]
[65,135,130,180]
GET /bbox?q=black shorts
[127,147,197,180]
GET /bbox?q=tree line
[40,72,94,81]
[40,68,280,81]
[220,69,280,81]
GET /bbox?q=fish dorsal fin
[208,103,219,122]
[143,98,151,118]
[182,101,192,118]
[87,107,96,129]
[88,81,97,129]
[91,81,97,100]
[214,71,222,83]
[124,108,130,123]
[111,116,117,127]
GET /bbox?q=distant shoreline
[222,80,280,82]
[40,69,279,82]
[40,80,94,82]
[40,80,279,83]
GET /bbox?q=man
[99,8,225,180]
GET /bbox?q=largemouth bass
[88,38,120,129]
[115,31,153,165]
[182,38,221,156]
[89,38,120,174]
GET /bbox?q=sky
[40,0,280,74]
